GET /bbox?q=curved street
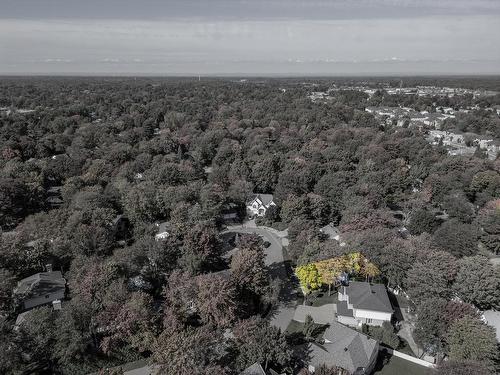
[224,223,297,331]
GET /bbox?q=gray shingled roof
[319,223,339,239]
[337,301,354,317]
[156,222,169,235]
[249,193,274,206]
[240,363,266,375]
[308,321,378,374]
[14,271,66,297]
[343,281,392,313]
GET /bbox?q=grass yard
[297,290,339,307]
[374,353,431,375]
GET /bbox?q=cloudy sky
[1,0,499,75]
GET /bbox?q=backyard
[374,352,430,375]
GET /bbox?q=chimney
[45,264,53,273]
[52,300,62,310]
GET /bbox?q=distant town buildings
[427,130,499,160]
[309,85,498,102]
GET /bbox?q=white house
[337,281,393,327]
[155,222,169,241]
[246,194,276,218]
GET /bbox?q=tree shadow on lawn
[388,291,405,322]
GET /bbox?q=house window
[366,318,373,324]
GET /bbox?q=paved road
[224,224,298,331]
[490,257,500,267]
[224,225,284,266]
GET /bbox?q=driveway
[224,224,285,266]
[293,304,337,325]
[224,224,298,331]
[397,321,422,358]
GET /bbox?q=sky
[1,0,500,75]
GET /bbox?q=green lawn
[374,353,430,375]
[297,290,339,307]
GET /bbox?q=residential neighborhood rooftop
[14,271,66,296]
[240,362,266,375]
[249,193,274,206]
[342,281,393,313]
[308,321,379,374]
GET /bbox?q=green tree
[436,360,493,375]
[407,209,439,235]
[405,251,457,304]
[179,222,222,274]
[16,306,58,371]
[232,317,292,373]
[153,326,229,375]
[195,273,237,328]
[433,220,479,257]
[367,322,400,349]
[230,241,269,296]
[0,268,16,314]
[453,256,500,309]
[447,317,498,371]
[442,193,475,223]
[479,207,500,254]
[413,298,448,354]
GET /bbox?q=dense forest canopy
[0,77,499,374]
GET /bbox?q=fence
[380,346,436,369]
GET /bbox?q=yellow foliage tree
[295,264,322,302]
[361,261,380,282]
[301,252,380,295]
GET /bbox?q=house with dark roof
[307,321,379,375]
[337,281,393,327]
[239,363,285,375]
[240,363,267,375]
[13,269,66,310]
[221,202,241,223]
[45,185,64,207]
[246,193,276,218]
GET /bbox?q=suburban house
[319,223,347,246]
[483,310,500,342]
[307,321,379,375]
[240,363,284,375]
[337,281,393,327]
[221,202,240,224]
[154,222,170,241]
[319,223,340,241]
[246,193,276,218]
[45,185,64,207]
[13,267,66,310]
[240,363,266,375]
